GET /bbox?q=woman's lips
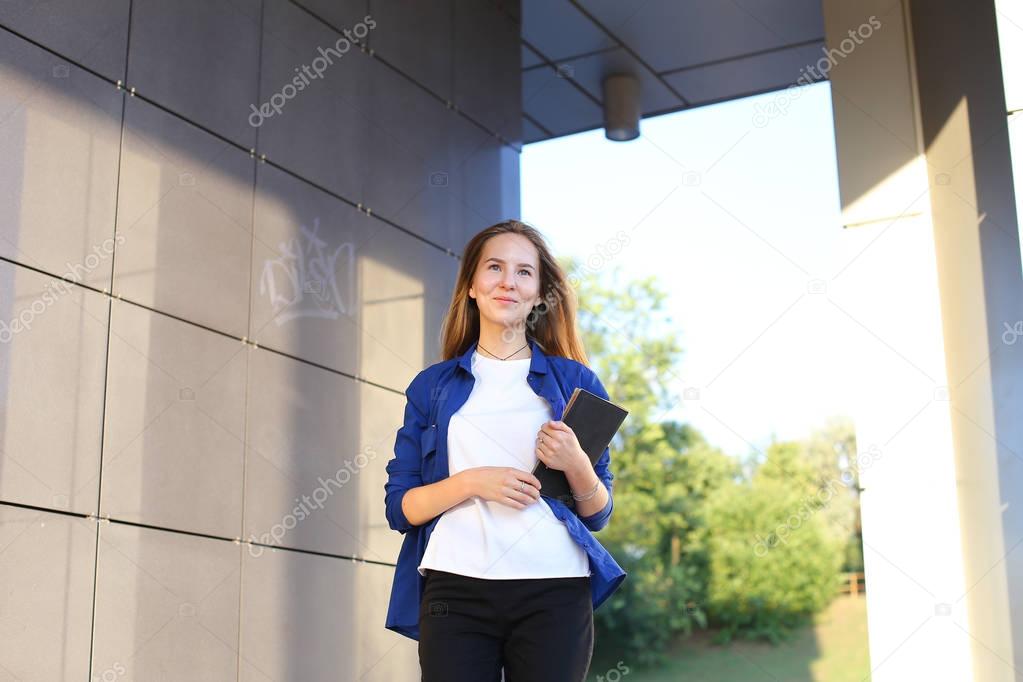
[494,297,517,304]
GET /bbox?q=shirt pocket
[420,424,438,481]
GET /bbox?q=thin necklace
[477,341,529,360]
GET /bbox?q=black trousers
[418,569,594,682]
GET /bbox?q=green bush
[595,549,673,669]
[703,477,845,644]
[595,546,708,669]
[594,445,719,669]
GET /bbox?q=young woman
[383,220,626,682]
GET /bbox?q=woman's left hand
[535,421,589,474]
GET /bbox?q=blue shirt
[383,336,627,641]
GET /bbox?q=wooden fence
[839,571,866,596]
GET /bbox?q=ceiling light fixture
[602,73,640,141]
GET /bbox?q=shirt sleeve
[576,367,616,533]
[383,370,430,534]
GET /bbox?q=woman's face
[469,233,543,329]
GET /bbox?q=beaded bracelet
[571,480,600,501]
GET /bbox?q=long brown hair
[439,219,590,365]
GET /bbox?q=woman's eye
[487,263,530,275]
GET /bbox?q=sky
[521,9,1023,460]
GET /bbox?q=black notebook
[532,387,628,509]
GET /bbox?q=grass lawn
[588,596,871,682]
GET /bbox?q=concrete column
[908,1,1023,680]
[823,0,1022,679]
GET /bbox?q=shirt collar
[457,335,549,375]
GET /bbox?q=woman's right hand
[461,467,543,510]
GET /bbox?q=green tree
[565,258,733,666]
[564,258,856,665]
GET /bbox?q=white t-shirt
[417,350,591,579]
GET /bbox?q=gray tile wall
[0,0,520,678]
